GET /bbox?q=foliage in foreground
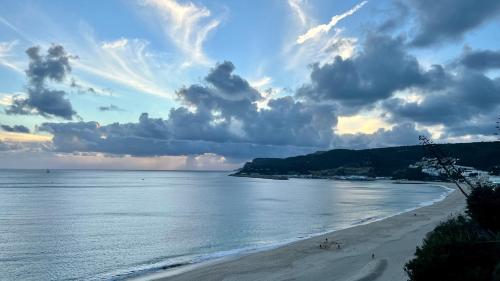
[405,215,500,281]
[467,184,500,233]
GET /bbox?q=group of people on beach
[319,237,341,249]
[319,237,375,260]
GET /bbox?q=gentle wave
[119,184,454,281]
[0,170,452,281]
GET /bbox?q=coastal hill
[233,141,500,179]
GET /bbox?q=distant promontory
[232,141,500,181]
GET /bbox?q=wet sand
[137,182,464,281]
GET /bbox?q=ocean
[0,170,452,280]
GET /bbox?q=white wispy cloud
[0,17,33,44]
[141,0,220,66]
[283,1,364,74]
[0,13,204,101]
[284,27,358,74]
[288,0,308,27]
[296,1,367,44]
[102,38,129,49]
[72,33,176,99]
[0,40,23,73]
[249,76,272,89]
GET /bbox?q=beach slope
[142,183,464,281]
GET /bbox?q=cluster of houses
[410,157,496,186]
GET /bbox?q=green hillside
[234,141,500,178]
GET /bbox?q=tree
[467,184,500,233]
[405,216,500,281]
[418,135,471,197]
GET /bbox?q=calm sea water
[0,170,451,281]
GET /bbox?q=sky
[0,0,499,170]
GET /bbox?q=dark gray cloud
[38,61,339,159]
[98,104,125,112]
[38,120,318,159]
[409,0,500,46]
[1,124,30,133]
[36,53,500,160]
[290,27,500,141]
[383,69,500,136]
[376,1,409,33]
[173,61,337,147]
[30,38,500,161]
[297,35,427,109]
[443,118,499,138]
[291,28,500,139]
[5,45,76,119]
[70,78,97,94]
[332,122,431,149]
[204,61,261,101]
[247,97,336,147]
[459,49,500,71]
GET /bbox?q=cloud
[0,18,178,99]
[102,38,129,49]
[98,104,125,112]
[382,69,500,137]
[288,0,308,27]
[408,0,500,46]
[1,124,30,133]
[0,40,23,73]
[0,139,51,152]
[39,61,337,159]
[296,1,367,44]
[141,0,220,65]
[286,28,358,73]
[376,1,409,33]
[39,119,320,159]
[0,140,24,152]
[34,53,499,160]
[0,93,22,106]
[69,78,114,96]
[459,49,500,71]
[297,35,426,108]
[73,34,175,99]
[5,45,77,119]
[333,122,431,149]
[0,17,33,44]
[292,29,500,140]
[443,117,499,138]
[284,0,360,73]
[0,150,193,170]
[0,149,239,170]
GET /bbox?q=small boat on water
[46,169,50,173]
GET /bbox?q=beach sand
[138,182,465,281]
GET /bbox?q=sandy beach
[138,182,465,281]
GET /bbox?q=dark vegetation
[235,141,500,178]
[405,186,500,281]
[466,185,500,233]
[405,215,500,281]
[405,133,500,281]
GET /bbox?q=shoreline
[133,181,464,281]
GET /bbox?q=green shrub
[466,184,500,233]
[405,216,500,281]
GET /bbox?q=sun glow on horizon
[336,115,392,135]
[0,131,52,142]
